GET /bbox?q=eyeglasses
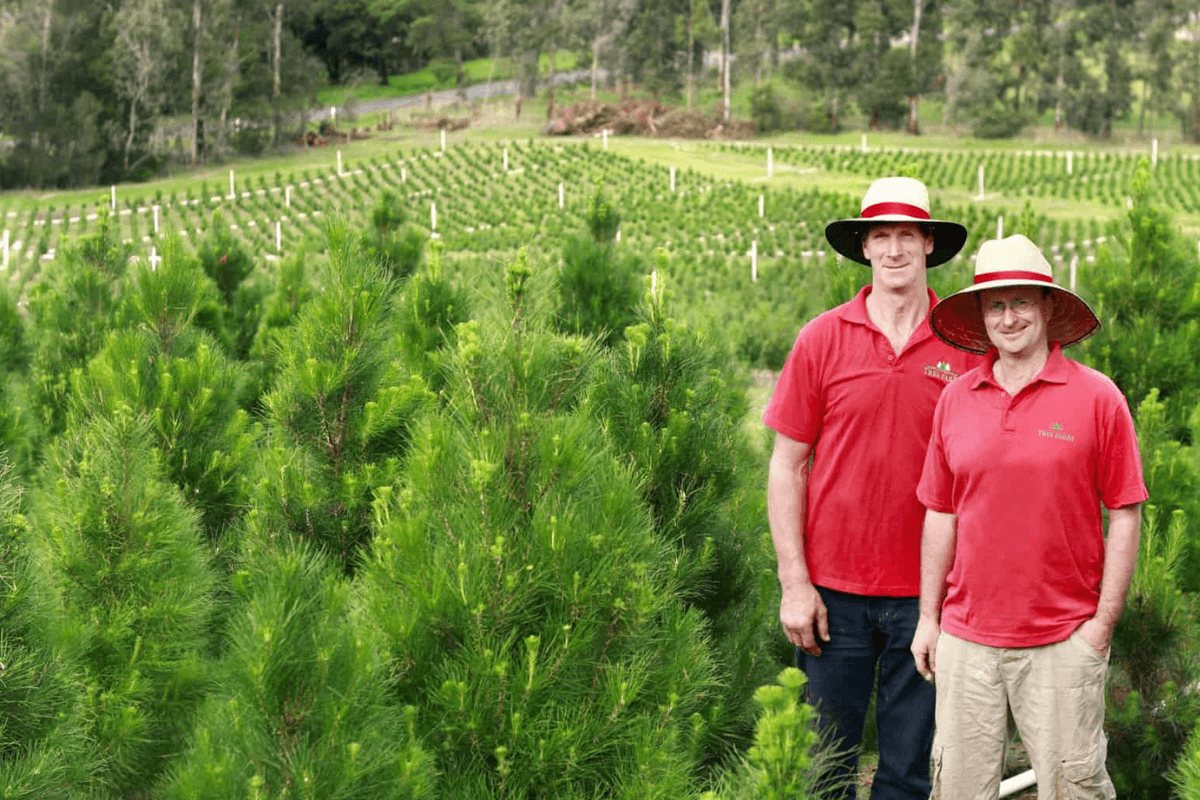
[982,297,1039,318]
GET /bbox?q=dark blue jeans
[795,586,934,800]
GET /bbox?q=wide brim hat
[825,176,968,268]
[930,234,1101,355]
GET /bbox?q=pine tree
[69,236,255,543]
[250,222,431,573]
[395,240,471,397]
[586,262,781,765]
[159,542,436,799]
[26,209,133,437]
[356,251,730,798]
[28,410,217,795]
[0,460,97,798]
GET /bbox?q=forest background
[0,1,1199,799]
[3,0,1200,188]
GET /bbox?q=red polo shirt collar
[970,342,1070,391]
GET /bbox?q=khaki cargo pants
[930,630,1115,800]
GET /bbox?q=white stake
[603,129,609,150]
[1069,255,1078,292]
[431,202,437,232]
[503,147,509,171]
[276,220,282,252]
[330,106,337,123]
[402,167,406,183]
[441,128,446,151]
[767,147,773,178]
[976,164,985,199]
[751,239,758,282]
[153,205,159,234]
[997,215,1003,239]
[559,182,564,208]
[670,165,676,192]
[2,229,8,272]
[286,185,292,207]
[148,246,161,271]
[229,170,236,199]
[337,150,343,177]
[111,185,116,211]
[1067,151,1073,175]
[861,134,867,153]
[1152,137,1158,167]
[758,194,764,218]
[615,226,621,243]
[651,269,657,293]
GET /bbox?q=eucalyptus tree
[109,0,184,172]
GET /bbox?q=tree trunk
[905,0,922,134]
[38,0,52,112]
[455,44,466,101]
[591,37,600,100]
[273,3,282,98]
[754,5,762,89]
[547,42,557,120]
[720,0,731,121]
[1054,60,1065,131]
[125,96,139,170]
[191,0,202,165]
[219,18,240,154]
[686,6,694,109]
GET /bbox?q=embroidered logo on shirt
[924,361,958,382]
[1038,422,1075,442]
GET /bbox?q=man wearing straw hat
[764,177,982,799]
[912,234,1147,798]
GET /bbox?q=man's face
[979,286,1055,358]
[861,222,934,290]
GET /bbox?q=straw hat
[930,234,1100,355]
[824,176,967,267]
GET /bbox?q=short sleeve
[1097,384,1149,510]
[763,324,824,445]
[917,390,956,513]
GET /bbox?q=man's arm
[911,509,957,680]
[766,432,829,656]
[1077,503,1142,654]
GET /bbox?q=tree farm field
[0,110,1199,797]
[3,118,1198,440]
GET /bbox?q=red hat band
[861,201,930,220]
[973,270,1053,285]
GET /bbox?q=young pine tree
[361,189,426,280]
[25,208,132,436]
[394,240,471,397]
[554,184,641,346]
[250,222,431,573]
[160,541,436,800]
[355,252,722,798]
[68,237,255,543]
[28,410,218,796]
[0,461,97,797]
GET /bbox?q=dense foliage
[1,132,1200,794]
[3,0,1199,188]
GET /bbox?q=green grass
[316,52,581,108]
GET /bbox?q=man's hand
[780,584,829,656]
[911,614,940,682]
[1075,616,1112,656]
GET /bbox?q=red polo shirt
[917,345,1148,648]
[764,286,985,596]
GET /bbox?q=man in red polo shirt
[764,177,982,800]
[913,234,1147,798]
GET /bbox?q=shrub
[28,410,217,795]
[251,223,431,573]
[160,542,436,799]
